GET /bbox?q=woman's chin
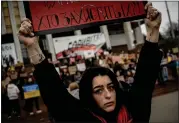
[104,105,115,112]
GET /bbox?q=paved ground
[150,91,178,123]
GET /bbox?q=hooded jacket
[33,40,162,123]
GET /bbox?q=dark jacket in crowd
[33,41,163,123]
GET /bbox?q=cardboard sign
[84,50,95,59]
[23,84,40,99]
[28,1,146,34]
[172,47,179,53]
[68,66,77,75]
[77,63,86,72]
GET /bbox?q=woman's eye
[108,85,115,91]
[94,89,103,94]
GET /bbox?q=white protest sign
[77,63,86,72]
[83,50,95,59]
[2,43,17,67]
[53,33,106,59]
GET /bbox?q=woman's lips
[104,102,114,107]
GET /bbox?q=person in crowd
[18,3,163,123]
[115,70,125,82]
[74,71,81,83]
[106,57,113,69]
[2,72,10,115]
[128,63,136,77]
[92,59,100,67]
[47,109,55,123]
[99,55,105,67]
[23,73,42,116]
[7,78,21,119]
[113,62,123,75]
[125,71,134,86]
[9,55,15,66]
[85,59,93,68]
[68,82,80,100]
[3,56,10,71]
[18,66,28,100]
[114,70,130,92]
[63,72,73,88]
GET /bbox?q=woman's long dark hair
[79,67,125,119]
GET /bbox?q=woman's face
[92,75,116,112]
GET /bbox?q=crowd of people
[2,46,178,123]
[1,62,42,120]
[55,47,178,99]
[57,51,138,94]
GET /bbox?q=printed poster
[68,66,77,75]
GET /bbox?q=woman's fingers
[22,21,32,28]
[145,11,161,28]
[21,18,31,24]
[19,26,28,35]
[145,2,152,10]
[20,20,33,36]
[147,6,160,21]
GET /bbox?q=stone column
[100,25,111,50]
[123,22,135,50]
[8,1,23,62]
[46,34,57,61]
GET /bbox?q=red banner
[29,1,146,33]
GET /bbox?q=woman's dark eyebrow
[107,82,113,86]
[93,85,103,90]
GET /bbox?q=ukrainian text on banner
[23,84,41,99]
[53,33,106,59]
[28,1,146,34]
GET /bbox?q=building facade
[1,1,145,63]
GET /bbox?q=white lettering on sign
[53,33,106,59]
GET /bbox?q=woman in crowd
[113,61,123,71]
[18,66,28,100]
[125,71,134,86]
[6,68,21,119]
[63,71,74,88]
[115,70,125,82]
[2,72,10,115]
[115,70,131,92]
[23,73,42,116]
[74,71,81,83]
[18,3,163,123]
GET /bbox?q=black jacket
[34,40,162,122]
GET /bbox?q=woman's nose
[104,88,111,99]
